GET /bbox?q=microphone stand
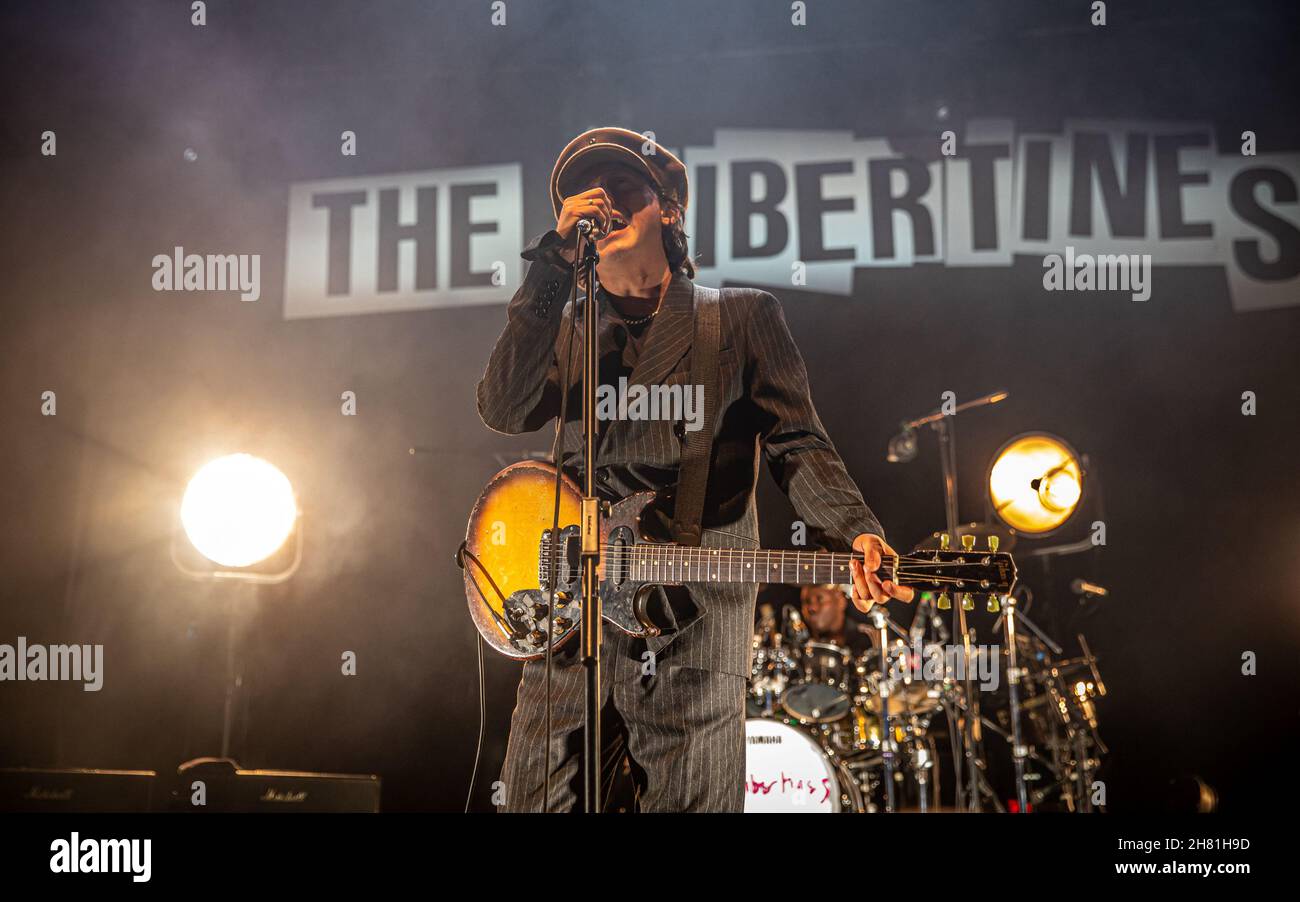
[871,609,897,813]
[575,221,603,813]
[937,415,983,811]
[890,390,1006,811]
[990,593,1062,812]
[1000,593,1030,812]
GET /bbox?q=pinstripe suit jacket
[476,236,884,677]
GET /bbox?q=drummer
[799,583,878,657]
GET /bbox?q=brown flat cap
[550,127,689,220]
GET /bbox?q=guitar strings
[539,552,1004,587]
[539,545,1009,592]
[542,549,997,564]
[538,555,995,571]
[542,551,1000,569]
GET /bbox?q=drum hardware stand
[574,220,603,814]
[871,608,897,812]
[991,592,1062,812]
[1037,664,1099,812]
[889,392,1008,811]
[1072,730,1093,812]
[978,713,1054,773]
[930,404,996,810]
[994,601,1064,657]
[999,593,1030,812]
[909,715,933,813]
[1064,637,1107,811]
[943,688,1008,812]
[1045,695,1070,809]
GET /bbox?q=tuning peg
[938,533,950,550]
[961,592,974,611]
[937,591,952,610]
[986,594,1001,613]
[988,535,1000,553]
[961,534,975,551]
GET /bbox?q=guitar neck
[617,545,885,587]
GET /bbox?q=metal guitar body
[460,460,664,660]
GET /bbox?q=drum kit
[742,565,1109,814]
[741,394,1112,813]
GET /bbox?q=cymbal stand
[909,713,934,812]
[935,417,983,810]
[871,608,897,812]
[1001,593,1030,812]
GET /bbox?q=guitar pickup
[538,526,581,591]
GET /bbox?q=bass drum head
[744,719,861,813]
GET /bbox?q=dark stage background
[1,0,1297,813]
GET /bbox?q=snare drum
[782,641,853,723]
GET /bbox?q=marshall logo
[24,785,74,801]
[260,787,309,803]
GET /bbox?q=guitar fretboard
[611,545,888,586]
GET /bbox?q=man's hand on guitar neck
[849,533,916,613]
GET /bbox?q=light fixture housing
[987,432,1084,536]
[180,453,299,569]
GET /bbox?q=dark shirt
[595,302,651,445]
[527,231,686,507]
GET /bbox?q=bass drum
[743,718,863,813]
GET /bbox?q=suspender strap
[671,284,722,546]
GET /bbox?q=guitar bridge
[538,526,581,592]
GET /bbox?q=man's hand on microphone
[554,188,614,262]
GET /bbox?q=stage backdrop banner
[283,163,523,319]
[283,124,1298,318]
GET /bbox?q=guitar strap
[670,283,723,547]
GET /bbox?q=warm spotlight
[181,454,298,568]
[988,433,1083,535]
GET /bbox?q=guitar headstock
[889,532,1018,612]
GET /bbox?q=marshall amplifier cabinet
[0,767,157,812]
[171,759,381,812]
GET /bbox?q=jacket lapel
[627,274,695,389]
[556,275,697,458]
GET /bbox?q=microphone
[888,390,1010,463]
[886,427,918,463]
[576,218,604,239]
[1070,579,1109,598]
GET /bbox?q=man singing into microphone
[476,127,912,812]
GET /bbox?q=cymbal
[914,521,1018,553]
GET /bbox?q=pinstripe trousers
[498,633,746,813]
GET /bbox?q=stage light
[988,433,1083,535]
[181,454,297,568]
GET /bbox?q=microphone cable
[457,238,582,814]
[540,239,584,812]
[464,633,486,812]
